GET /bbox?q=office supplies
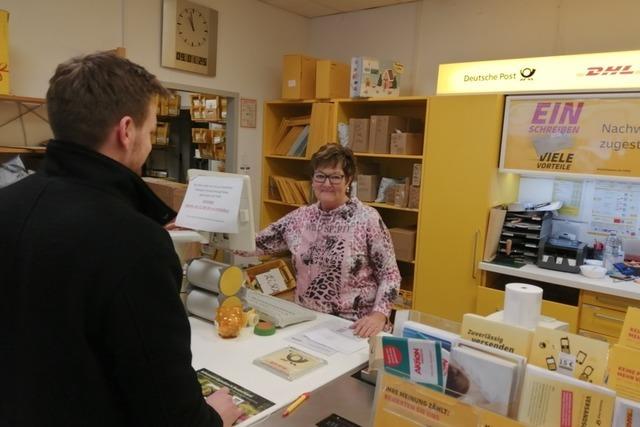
[245,289,316,328]
[282,392,310,417]
[254,321,276,336]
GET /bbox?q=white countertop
[189,313,369,426]
[479,261,640,301]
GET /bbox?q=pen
[282,392,310,417]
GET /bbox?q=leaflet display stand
[371,371,524,427]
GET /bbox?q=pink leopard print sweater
[252,198,400,320]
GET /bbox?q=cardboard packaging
[411,163,422,187]
[350,56,403,98]
[357,175,380,202]
[0,10,9,95]
[389,227,417,262]
[349,118,370,152]
[143,177,187,212]
[316,60,350,99]
[369,115,407,154]
[408,185,420,209]
[390,133,424,155]
[282,54,317,100]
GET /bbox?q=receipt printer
[537,237,586,273]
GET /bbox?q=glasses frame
[312,172,346,185]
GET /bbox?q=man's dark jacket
[0,140,222,426]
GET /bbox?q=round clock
[177,7,208,48]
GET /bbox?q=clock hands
[188,10,195,32]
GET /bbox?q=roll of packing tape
[254,321,276,336]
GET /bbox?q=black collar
[43,139,176,225]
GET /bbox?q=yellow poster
[608,344,640,401]
[619,306,640,351]
[501,94,640,178]
[528,326,609,385]
[0,10,9,95]
[372,372,478,427]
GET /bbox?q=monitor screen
[176,169,256,252]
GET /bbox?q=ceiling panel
[259,0,416,18]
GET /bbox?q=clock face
[161,0,218,76]
[177,7,208,48]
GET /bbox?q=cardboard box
[369,115,408,154]
[412,163,422,187]
[0,10,9,95]
[357,175,379,202]
[282,54,317,100]
[389,227,417,262]
[316,60,350,99]
[390,133,423,155]
[350,56,403,98]
[143,177,187,212]
[349,118,370,152]
[408,185,420,209]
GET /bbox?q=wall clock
[161,0,218,76]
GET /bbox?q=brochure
[196,368,275,424]
[253,346,327,381]
[528,326,609,385]
[382,336,444,392]
[613,397,640,427]
[517,365,615,427]
[619,306,640,351]
[608,343,640,401]
[461,313,533,357]
[447,339,526,418]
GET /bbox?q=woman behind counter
[246,144,400,337]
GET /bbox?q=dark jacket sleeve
[101,247,223,427]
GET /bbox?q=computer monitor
[176,169,256,252]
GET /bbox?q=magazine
[253,346,327,381]
[196,368,275,424]
[613,397,640,427]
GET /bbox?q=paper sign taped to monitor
[176,175,242,233]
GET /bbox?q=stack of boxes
[281,54,350,100]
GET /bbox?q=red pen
[282,392,310,417]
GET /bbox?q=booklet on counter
[253,346,327,381]
[196,368,274,424]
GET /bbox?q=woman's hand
[351,311,387,338]
[205,387,243,427]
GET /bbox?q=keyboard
[245,289,316,328]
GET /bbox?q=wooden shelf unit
[334,97,428,310]
[0,95,50,172]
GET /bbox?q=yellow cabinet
[580,303,626,338]
[413,95,518,322]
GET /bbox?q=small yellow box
[282,54,316,100]
[0,10,9,95]
[315,60,349,99]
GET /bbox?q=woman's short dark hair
[46,51,167,149]
[310,143,357,180]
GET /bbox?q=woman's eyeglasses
[313,172,345,184]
